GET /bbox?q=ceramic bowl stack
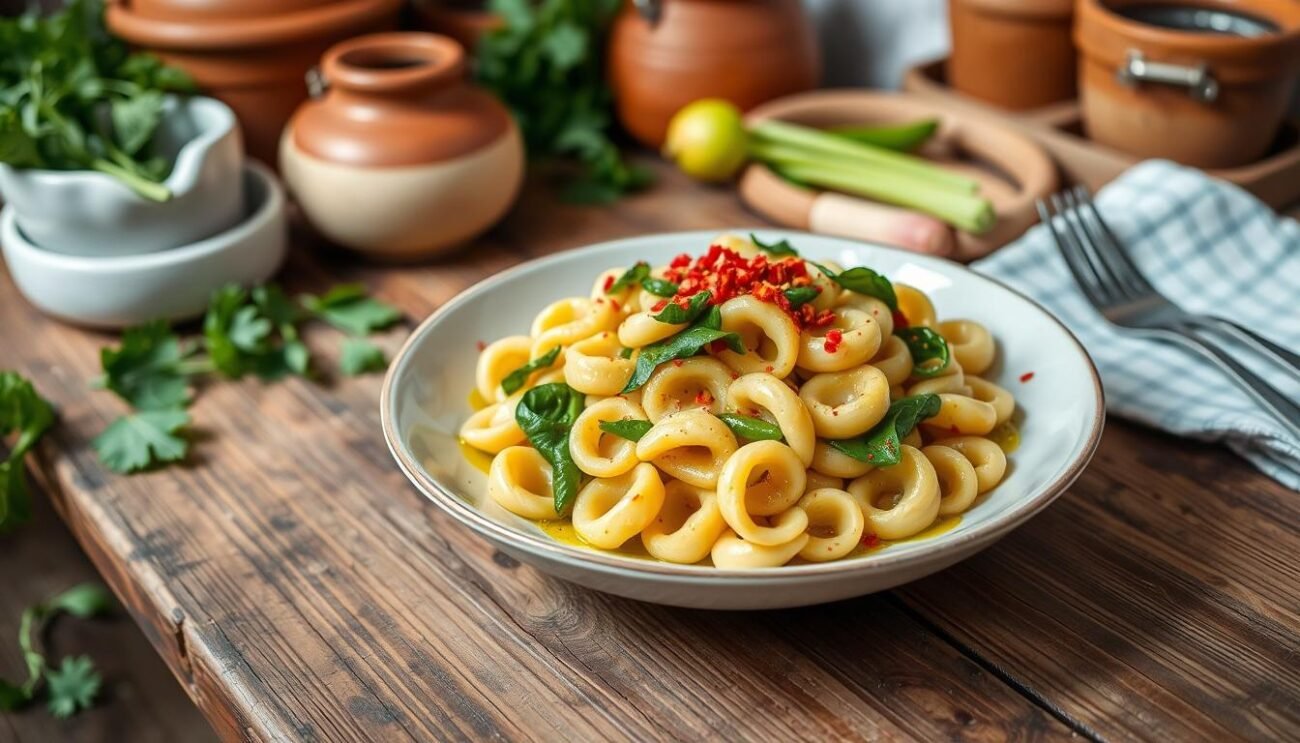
[0,96,288,329]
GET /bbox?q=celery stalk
[772,160,995,234]
[751,119,979,195]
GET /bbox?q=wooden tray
[903,58,1300,209]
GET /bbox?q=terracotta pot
[948,0,1077,110]
[608,0,820,148]
[1075,0,1300,169]
[411,0,502,50]
[280,33,524,260]
[106,0,402,166]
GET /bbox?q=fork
[1038,187,1300,441]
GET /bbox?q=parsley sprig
[0,372,55,532]
[0,583,113,718]
[92,283,401,473]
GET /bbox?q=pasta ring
[810,440,874,479]
[797,488,866,562]
[938,320,996,376]
[727,372,816,466]
[933,436,1007,493]
[799,365,891,439]
[641,357,732,423]
[966,377,1015,425]
[572,463,665,549]
[835,293,894,338]
[870,335,914,387]
[564,331,635,396]
[894,283,937,328]
[921,445,979,516]
[711,529,809,569]
[569,396,646,478]
[796,307,883,373]
[924,393,997,436]
[714,295,801,378]
[459,397,526,454]
[475,335,532,403]
[847,445,940,540]
[641,480,728,564]
[716,441,808,545]
[487,446,563,520]
[635,408,738,489]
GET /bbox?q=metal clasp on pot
[306,66,329,99]
[1117,50,1219,102]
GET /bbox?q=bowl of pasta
[381,231,1104,609]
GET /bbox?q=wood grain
[2,158,1298,741]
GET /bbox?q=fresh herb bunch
[0,0,197,201]
[475,0,651,203]
[93,283,401,474]
[0,372,55,532]
[0,583,113,718]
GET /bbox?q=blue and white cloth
[975,160,1300,489]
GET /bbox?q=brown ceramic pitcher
[280,33,524,260]
[608,0,820,148]
[948,0,1077,110]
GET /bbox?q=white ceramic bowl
[381,231,1105,610]
[0,95,244,257]
[1,162,285,329]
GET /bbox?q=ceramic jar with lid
[608,0,820,148]
[1075,0,1300,168]
[947,0,1077,110]
[106,0,402,165]
[280,32,524,260]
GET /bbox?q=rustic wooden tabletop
[4,160,1299,742]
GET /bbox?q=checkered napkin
[974,160,1300,489]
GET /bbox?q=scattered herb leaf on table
[0,583,113,717]
[0,372,55,531]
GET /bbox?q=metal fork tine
[1059,190,1134,304]
[1072,185,1157,297]
[1037,198,1109,310]
[1050,192,1118,306]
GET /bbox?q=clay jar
[608,0,820,148]
[280,33,524,260]
[947,0,1077,110]
[106,0,402,165]
[1076,0,1300,169]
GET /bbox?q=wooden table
[5,160,1299,742]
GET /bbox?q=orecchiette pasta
[461,235,1018,568]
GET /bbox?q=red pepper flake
[475,340,487,352]
[709,340,730,354]
[602,274,615,292]
[861,533,880,548]
[823,329,844,353]
[694,390,713,406]
[651,299,669,312]
[672,359,684,367]
[764,365,774,373]
[610,298,621,312]
[892,310,910,330]
[1020,371,1035,383]
[730,372,740,380]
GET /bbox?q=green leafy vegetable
[598,418,653,442]
[810,261,898,311]
[618,346,634,360]
[0,372,55,531]
[500,346,561,395]
[606,262,678,297]
[476,0,649,203]
[717,413,784,441]
[827,395,941,466]
[92,409,190,474]
[622,305,744,393]
[895,327,951,378]
[300,284,402,337]
[749,233,799,257]
[515,383,584,513]
[45,656,101,718]
[0,583,112,716]
[651,291,711,324]
[98,321,196,410]
[783,286,821,308]
[339,339,387,377]
[0,0,197,200]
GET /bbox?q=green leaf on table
[45,656,101,719]
[0,371,55,531]
[827,394,941,467]
[48,583,114,619]
[300,284,401,337]
[895,327,951,378]
[809,261,897,311]
[717,413,784,442]
[622,305,744,393]
[598,418,653,442]
[339,339,387,377]
[99,321,192,410]
[93,409,189,474]
[750,233,799,257]
[651,291,711,325]
[515,383,584,513]
[205,284,312,381]
[500,346,560,395]
[783,286,821,308]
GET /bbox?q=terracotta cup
[608,0,820,148]
[948,0,1077,110]
[280,33,524,260]
[106,0,402,165]
[1075,0,1300,169]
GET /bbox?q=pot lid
[122,0,348,21]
